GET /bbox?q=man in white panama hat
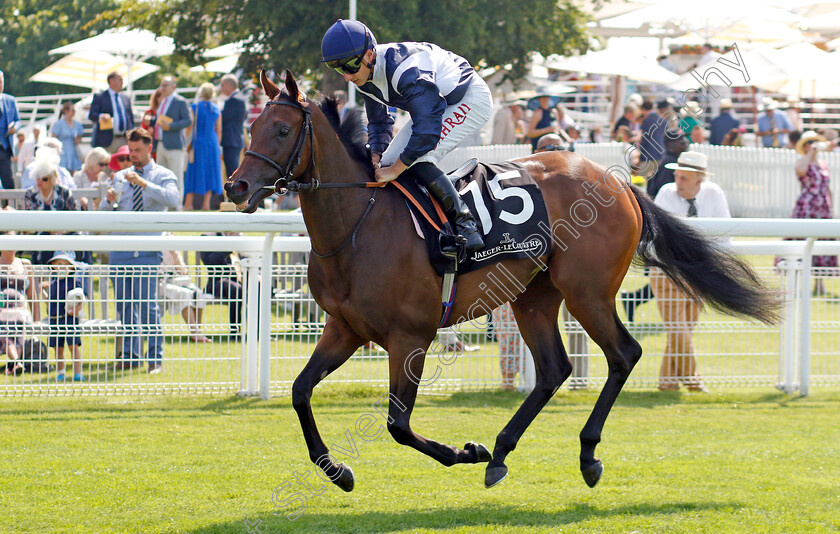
[756,99,793,148]
[655,151,729,218]
[651,150,731,392]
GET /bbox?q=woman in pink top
[792,131,838,296]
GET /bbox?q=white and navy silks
[358,42,493,168]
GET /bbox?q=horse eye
[278,125,290,137]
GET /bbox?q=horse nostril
[227,180,249,195]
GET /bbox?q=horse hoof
[581,460,604,488]
[464,441,492,463]
[485,465,508,488]
[333,463,355,492]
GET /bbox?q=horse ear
[260,69,280,100]
[283,69,305,103]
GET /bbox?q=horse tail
[631,185,780,325]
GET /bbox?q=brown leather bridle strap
[247,97,314,195]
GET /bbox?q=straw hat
[795,131,828,155]
[759,98,778,112]
[719,98,733,109]
[533,86,563,99]
[664,151,713,175]
[680,100,703,117]
[48,250,76,265]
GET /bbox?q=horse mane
[315,94,375,179]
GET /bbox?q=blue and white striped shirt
[358,42,476,166]
[99,160,181,264]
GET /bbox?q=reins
[243,95,448,258]
[309,188,379,258]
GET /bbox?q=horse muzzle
[224,177,276,213]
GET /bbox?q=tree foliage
[101,0,592,90]
[0,0,120,95]
[0,0,592,97]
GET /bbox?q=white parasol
[30,50,160,91]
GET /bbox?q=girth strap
[389,181,449,233]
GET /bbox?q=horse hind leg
[564,295,642,488]
[485,277,571,488]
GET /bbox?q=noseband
[245,98,316,195]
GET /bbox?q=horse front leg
[385,335,493,468]
[291,316,365,492]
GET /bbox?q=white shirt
[73,169,106,189]
[16,138,36,173]
[156,95,173,140]
[654,181,731,219]
[109,89,126,133]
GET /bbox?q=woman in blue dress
[184,83,222,211]
[50,102,83,171]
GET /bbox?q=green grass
[2,389,839,533]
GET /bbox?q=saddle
[391,158,480,262]
[388,158,550,325]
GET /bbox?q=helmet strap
[363,49,375,79]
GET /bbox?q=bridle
[244,97,316,196]
[243,94,382,258]
[245,95,382,195]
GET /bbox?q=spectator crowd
[1,69,253,379]
[1,57,837,391]
[2,70,251,211]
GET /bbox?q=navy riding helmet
[321,19,377,64]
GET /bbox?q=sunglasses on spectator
[327,55,365,75]
[39,177,50,182]
[97,162,109,167]
[117,156,130,162]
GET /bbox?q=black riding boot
[410,162,484,254]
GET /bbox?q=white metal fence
[441,142,840,219]
[1,213,838,398]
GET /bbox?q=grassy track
[2,389,839,533]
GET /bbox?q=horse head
[224,70,313,212]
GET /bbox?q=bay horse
[225,70,779,491]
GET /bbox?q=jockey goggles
[327,54,365,75]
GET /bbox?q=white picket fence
[1,212,838,398]
[440,142,840,219]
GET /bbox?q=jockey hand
[375,159,407,183]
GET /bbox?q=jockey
[321,19,490,254]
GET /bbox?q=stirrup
[440,233,468,263]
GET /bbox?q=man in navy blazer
[0,70,22,191]
[153,75,192,198]
[88,72,135,154]
[219,74,248,178]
